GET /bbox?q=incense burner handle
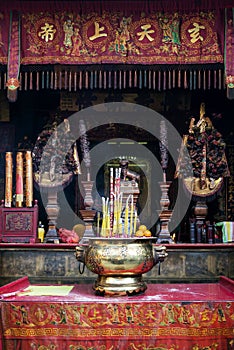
[75,245,87,274]
[153,245,168,266]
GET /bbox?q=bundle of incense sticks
[109,167,114,234]
[113,192,123,236]
[114,168,121,196]
[125,194,137,237]
[113,168,122,236]
[129,194,134,236]
[99,167,138,238]
[100,197,110,237]
[100,193,137,238]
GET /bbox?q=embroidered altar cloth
[0,276,234,350]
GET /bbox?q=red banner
[0,11,9,65]
[225,8,234,88]
[6,11,20,101]
[20,10,223,66]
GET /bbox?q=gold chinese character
[137,24,155,42]
[89,22,107,41]
[188,22,205,44]
[38,23,56,42]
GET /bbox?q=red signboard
[19,10,223,66]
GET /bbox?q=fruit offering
[135,224,152,237]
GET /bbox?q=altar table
[0,276,234,350]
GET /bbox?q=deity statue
[32,115,81,242]
[175,103,229,230]
[175,103,229,198]
[120,159,140,182]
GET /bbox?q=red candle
[5,152,13,207]
[16,152,24,207]
[25,151,33,207]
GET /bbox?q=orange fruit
[144,230,152,237]
[135,230,144,237]
[138,224,147,232]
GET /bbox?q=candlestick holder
[82,180,94,209]
[157,181,174,244]
[80,180,96,242]
[44,188,60,243]
[193,200,208,243]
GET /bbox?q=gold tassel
[64,70,67,90]
[54,71,57,90]
[178,70,181,88]
[184,70,187,89]
[24,72,28,90]
[103,71,107,89]
[172,70,175,88]
[123,70,126,89]
[148,70,151,89]
[163,71,166,90]
[119,70,122,89]
[193,70,196,89]
[153,71,156,90]
[30,72,33,90]
[19,72,22,90]
[108,71,111,89]
[114,71,117,89]
[214,70,217,89]
[69,71,72,91]
[59,71,62,89]
[168,70,171,89]
[99,70,102,89]
[129,70,132,88]
[50,71,54,89]
[208,70,211,90]
[79,71,82,90]
[158,71,161,91]
[203,70,206,90]
[74,71,77,91]
[36,72,39,91]
[94,71,97,88]
[41,71,44,89]
[198,70,201,89]
[46,71,49,88]
[85,71,88,89]
[134,70,137,88]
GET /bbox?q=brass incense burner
[75,237,167,296]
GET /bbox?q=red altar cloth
[0,277,234,350]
